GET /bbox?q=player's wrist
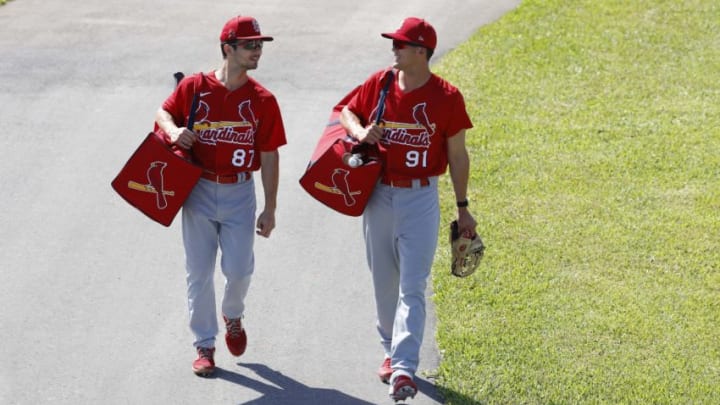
[456,199,469,208]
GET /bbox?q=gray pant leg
[363,182,440,375]
[182,181,220,348]
[217,180,256,319]
[364,186,398,356]
[391,185,439,375]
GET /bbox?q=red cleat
[389,375,417,402]
[224,316,247,357]
[378,357,393,383]
[192,347,215,376]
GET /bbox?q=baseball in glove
[450,220,485,277]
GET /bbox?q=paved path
[0,1,519,403]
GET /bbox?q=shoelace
[198,347,213,359]
[226,318,244,338]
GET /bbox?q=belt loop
[200,171,251,184]
[380,177,431,188]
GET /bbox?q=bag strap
[374,69,395,125]
[348,70,395,157]
[186,73,203,131]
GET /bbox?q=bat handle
[374,70,395,125]
[187,93,200,131]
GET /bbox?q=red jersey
[346,68,473,181]
[161,72,287,175]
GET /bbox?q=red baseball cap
[220,16,274,43]
[381,17,437,50]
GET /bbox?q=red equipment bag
[300,85,385,217]
[299,135,382,217]
[113,73,203,226]
[300,71,394,216]
[111,132,202,226]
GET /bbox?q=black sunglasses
[228,40,264,51]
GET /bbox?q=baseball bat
[174,72,185,86]
[352,70,396,159]
[313,182,361,196]
[127,181,176,196]
[187,92,200,132]
[374,70,395,125]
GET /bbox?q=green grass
[432,0,720,403]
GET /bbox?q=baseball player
[154,15,286,376]
[339,17,477,401]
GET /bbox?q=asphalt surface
[0,1,519,404]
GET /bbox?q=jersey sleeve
[161,74,198,127]
[446,90,473,137]
[255,94,287,152]
[346,70,385,126]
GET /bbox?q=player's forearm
[447,131,471,204]
[155,108,180,139]
[339,106,364,139]
[449,154,470,203]
[260,151,279,211]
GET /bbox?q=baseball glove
[450,220,485,277]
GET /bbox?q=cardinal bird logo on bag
[312,168,362,207]
[300,134,381,216]
[125,161,176,210]
[112,132,202,227]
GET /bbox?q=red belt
[200,171,251,184]
[380,178,431,188]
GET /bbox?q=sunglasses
[233,40,264,51]
[392,40,421,50]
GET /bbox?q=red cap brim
[235,36,274,41]
[381,33,410,42]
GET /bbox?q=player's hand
[256,210,276,238]
[354,123,384,145]
[456,209,477,238]
[170,127,197,149]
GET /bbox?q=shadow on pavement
[415,376,444,403]
[212,363,376,405]
[430,381,486,405]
